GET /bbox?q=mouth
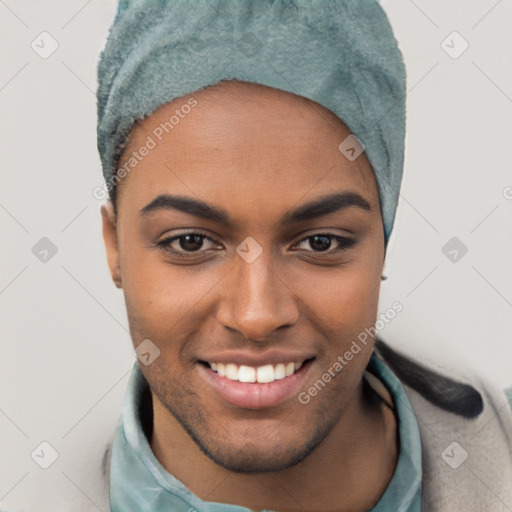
[202,359,309,383]
[197,357,315,409]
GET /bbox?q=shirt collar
[365,355,422,511]
[110,353,422,511]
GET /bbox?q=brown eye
[176,234,205,252]
[295,233,356,253]
[308,235,332,252]
[157,232,219,256]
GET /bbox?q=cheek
[296,262,381,336]
[119,246,220,341]
[340,243,383,321]
[345,269,381,319]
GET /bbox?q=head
[101,79,386,472]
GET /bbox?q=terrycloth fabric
[96,0,406,245]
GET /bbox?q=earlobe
[381,255,388,281]
[100,201,122,289]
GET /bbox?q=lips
[197,355,315,409]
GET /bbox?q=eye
[156,231,356,258]
[156,232,220,256]
[294,233,356,253]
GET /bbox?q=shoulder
[374,337,484,418]
[374,337,512,508]
[505,385,512,412]
[373,337,512,428]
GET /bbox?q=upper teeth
[209,361,304,383]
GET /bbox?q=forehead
[116,81,379,215]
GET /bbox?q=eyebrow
[139,191,371,227]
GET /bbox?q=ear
[101,201,122,288]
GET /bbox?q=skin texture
[101,80,398,511]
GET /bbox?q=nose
[216,249,299,342]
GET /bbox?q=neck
[149,377,398,512]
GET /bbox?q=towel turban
[97,0,406,246]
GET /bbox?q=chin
[186,420,330,474]
[199,441,315,474]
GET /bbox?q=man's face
[102,81,385,473]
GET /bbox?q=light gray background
[1,0,511,510]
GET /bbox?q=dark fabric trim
[374,337,483,419]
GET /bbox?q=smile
[198,358,315,409]
[207,361,305,383]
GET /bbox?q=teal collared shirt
[109,354,422,511]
